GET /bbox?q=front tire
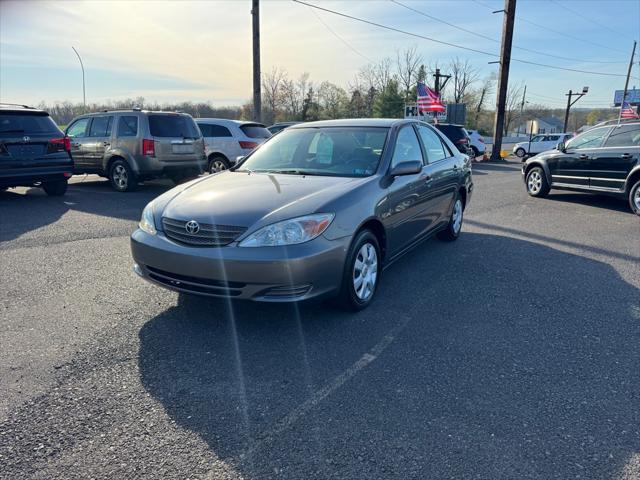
[109,159,137,192]
[338,230,381,311]
[42,179,68,196]
[526,166,550,198]
[515,148,526,158]
[629,179,640,216]
[437,193,463,241]
[208,155,230,174]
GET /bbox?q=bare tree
[504,82,524,136]
[395,46,423,100]
[449,57,480,104]
[318,81,348,119]
[472,73,495,127]
[262,67,287,124]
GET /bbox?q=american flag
[620,100,639,119]
[417,82,445,113]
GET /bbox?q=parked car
[513,133,573,159]
[465,129,486,157]
[522,119,640,215]
[65,109,206,191]
[267,122,301,135]
[131,118,473,310]
[196,119,271,173]
[0,104,73,196]
[434,123,472,156]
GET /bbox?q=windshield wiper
[268,169,322,176]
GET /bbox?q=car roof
[196,118,263,126]
[0,104,47,114]
[289,118,413,129]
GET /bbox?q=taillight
[239,141,258,150]
[48,137,71,153]
[142,139,155,156]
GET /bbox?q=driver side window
[391,126,423,168]
[66,118,90,138]
[565,127,610,150]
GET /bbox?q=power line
[549,0,637,42]
[308,6,372,63]
[292,0,629,78]
[472,0,634,57]
[390,0,627,65]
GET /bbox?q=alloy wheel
[353,242,378,301]
[634,186,640,210]
[527,170,542,194]
[210,160,227,173]
[112,165,128,189]
[452,199,463,234]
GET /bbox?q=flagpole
[617,40,637,124]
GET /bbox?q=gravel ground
[1,165,639,480]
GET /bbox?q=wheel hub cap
[634,187,640,209]
[113,165,127,188]
[453,199,463,233]
[211,160,226,173]
[528,170,542,193]
[353,243,378,301]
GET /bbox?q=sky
[1,0,639,110]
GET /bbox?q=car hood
[158,171,369,230]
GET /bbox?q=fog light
[133,263,143,276]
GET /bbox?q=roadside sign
[613,89,640,106]
[405,104,447,121]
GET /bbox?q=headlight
[239,213,334,247]
[139,202,157,235]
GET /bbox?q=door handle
[423,174,433,184]
[578,154,589,160]
[103,141,110,147]
[620,153,632,159]
[71,142,81,147]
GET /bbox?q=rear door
[148,114,202,163]
[85,115,113,171]
[549,126,611,187]
[590,124,640,191]
[66,117,91,169]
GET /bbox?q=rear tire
[629,179,640,216]
[515,148,526,158]
[42,179,68,196]
[337,230,381,311]
[208,155,230,174]
[437,192,463,241]
[109,159,137,192]
[525,166,550,198]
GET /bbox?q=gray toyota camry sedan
[131,119,473,310]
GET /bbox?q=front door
[84,116,113,172]
[65,117,91,171]
[589,124,640,191]
[549,126,611,188]
[384,125,429,257]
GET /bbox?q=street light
[563,86,589,133]
[71,46,86,113]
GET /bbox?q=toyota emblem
[22,136,30,143]
[185,220,200,234]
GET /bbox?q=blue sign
[614,89,640,106]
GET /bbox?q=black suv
[0,104,73,196]
[522,119,640,215]
[434,123,473,156]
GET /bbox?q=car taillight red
[142,139,155,156]
[239,141,258,150]
[49,137,71,152]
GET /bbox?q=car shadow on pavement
[138,233,640,479]
[0,178,173,243]
[545,191,632,214]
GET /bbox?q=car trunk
[148,114,204,162]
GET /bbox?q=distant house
[516,116,565,135]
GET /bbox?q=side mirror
[389,160,423,177]
[235,155,245,164]
[556,142,566,153]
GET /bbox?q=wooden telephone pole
[490,0,516,162]
[252,0,261,122]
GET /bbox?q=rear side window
[0,112,61,137]
[435,125,465,141]
[416,125,448,163]
[392,126,423,168]
[566,127,610,150]
[66,118,90,138]
[88,116,113,137]
[199,124,232,137]
[118,116,138,137]
[148,114,200,138]
[240,123,271,139]
[604,125,640,147]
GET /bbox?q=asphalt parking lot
[1,163,639,480]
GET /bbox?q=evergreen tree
[373,80,404,118]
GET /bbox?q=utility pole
[563,86,589,132]
[517,84,526,136]
[71,47,86,113]
[433,68,451,95]
[252,0,261,122]
[489,0,516,162]
[617,40,637,124]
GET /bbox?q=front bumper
[130,229,350,302]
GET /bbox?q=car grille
[145,266,245,296]
[162,217,247,247]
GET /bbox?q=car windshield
[237,127,389,177]
[148,114,200,138]
[0,112,60,136]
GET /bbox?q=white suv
[465,129,486,157]
[196,119,271,172]
[513,133,573,159]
